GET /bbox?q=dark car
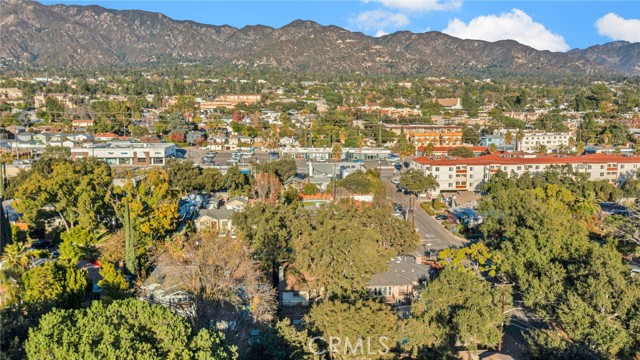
[268,152,280,160]
[435,214,448,221]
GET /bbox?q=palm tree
[505,131,514,149]
[534,144,548,154]
[574,191,601,224]
[1,242,29,273]
[423,142,435,156]
[0,268,20,306]
[516,129,525,151]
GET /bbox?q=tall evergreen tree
[0,163,12,257]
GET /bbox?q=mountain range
[1,0,639,76]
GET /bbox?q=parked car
[391,178,400,185]
[268,152,280,160]
[435,214,448,221]
[393,162,402,170]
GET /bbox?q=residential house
[72,119,94,130]
[435,98,463,110]
[278,265,310,307]
[309,162,363,180]
[16,133,33,142]
[279,137,299,148]
[300,193,333,207]
[49,140,75,148]
[206,135,231,151]
[225,196,249,211]
[140,264,196,317]
[94,132,120,142]
[283,174,306,190]
[194,208,234,233]
[186,130,206,145]
[32,133,51,144]
[68,133,94,142]
[0,88,23,101]
[440,191,481,209]
[367,256,431,305]
[447,207,483,227]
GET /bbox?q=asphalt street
[181,149,465,252]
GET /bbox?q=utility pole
[410,193,415,229]
[332,163,337,199]
[497,276,512,353]
[498,283,506,353]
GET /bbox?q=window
[535,165,540,170]
[600,172,604,177]
[517,166,522,170]
[449,167,454,171]
[435,167,440,171]
[469,174,474,179]
[448,183,453,187]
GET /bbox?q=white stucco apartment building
[411,153,640,193]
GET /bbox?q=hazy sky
[43,1,640,51]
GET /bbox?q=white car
[391,178,400,185]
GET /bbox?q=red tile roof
[418,145,488,153]
[412,153,640,166]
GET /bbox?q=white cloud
[365,0,462,12]
[443,9,570,52]
[596,13,640,43]
[349,10,410,36]
[375,30,388,37]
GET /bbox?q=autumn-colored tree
[254,173,281,203]
[111,168,179,242]
[168,130,185,143]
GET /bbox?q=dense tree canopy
[405,269,506,357]
[306,299,399,358]
[21,262,90,311]
[25,299,237,360]
[479,169,640,358]
[15,159,113,232]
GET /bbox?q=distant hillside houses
[435,98,463,110]
[384,124,463,147]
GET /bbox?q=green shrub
[421,203,436,216]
